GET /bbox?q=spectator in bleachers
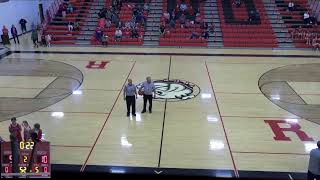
[312,37,320,51]
[202,30,209,39]
[163,12,170,22]
[22,121,31,141]
[101,33,108,46]
[235,0,241,7]
[200,21,208,30]
[68,21,74,32]
[74,21,80,31]
[303,12,310,24]
[179,14,187,27]
[195,13,202,24]
[305,30,312,45]
[144,3,149,13]
[288,1,295,11]
[159,23,165,35]
[115,28,123,41]
[95,27,103,42]
[106,19,112,28]
[45,33,52,47]
[190,31,200,39]
[297,26,303,39]
[291,27,298,39]
[67,3,74,14]
[208,23,215,33]
[99,18,106,28]
[169,19,176,29]
[180,0,188,12]
[131,27,139,38]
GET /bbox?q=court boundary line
[232,151,309,155]
[80,61,136,172]
[157,56,172,167]
[205,61,239,177]
[10,50,320,58]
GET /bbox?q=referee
[124,79,137,117]
[140,76,155,114]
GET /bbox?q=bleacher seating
[217,0,278,47]
[274,0,319,48]
[91,0,148,45]
[159,0,208,46]
[45,0,94,45]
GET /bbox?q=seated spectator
[208,23,215,33]
[106,19,112,28]
[144,3,149,13]
[99,18,106,28]
[248,10,259,22]
[297,26,304,39]
[202,30,209,39]
[291,27,298,39]
[67,3,74,14]
[115,28,122,42]
[45,33,52,47]
[188,6,195,16]
[131,27,139,38]
[68,21,74,32]
[180,1,188,12]
[305,30,311,45]
[288,2,295,11]
[235,0,241,7]
[195,13,202,24]
[163,12,170,22]
[74,21,80,31]
[200,22,208,30]
[95,27,103,42]
[170,10,176,21]
[303,12,310,24]
[179,14,186,25]
[169,19,176,29]
[190,31,200,39]
[101,33,108,46]
[159,23,165,35]
[312,37,320,51]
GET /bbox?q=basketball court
[1,36,320,179]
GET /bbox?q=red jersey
[9,124,22,142]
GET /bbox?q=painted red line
[221,115,301,119]
[80,61,136,172]
[232,151,309,156]
[205,61,239,178]
[51,145,91,148]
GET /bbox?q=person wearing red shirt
[8,117,22,142]
[11,25,20,44]
[1,25,10,45]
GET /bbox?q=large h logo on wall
[221,0,261,24]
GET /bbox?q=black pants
[21,25,26,33]
[143,95,153,111]
[126,96,136,114]
[13,35,20,44]
[308,171,320,180]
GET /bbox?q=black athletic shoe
[149,110,152,113]
[141,110,146,113]
[127,113,130,117]
[132,113,136,116]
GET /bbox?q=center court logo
[137,79,200,101]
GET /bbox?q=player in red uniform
[8,117,22,142]
[31,123,43,141]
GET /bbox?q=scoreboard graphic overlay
[1,141,50,178]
